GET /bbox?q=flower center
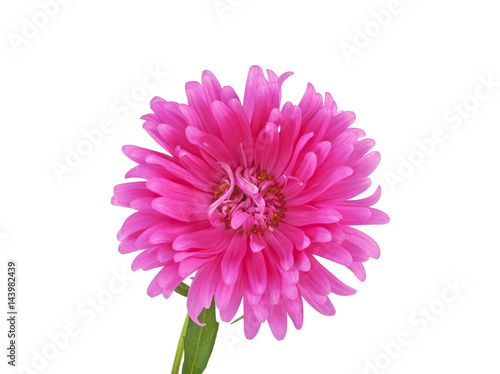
[209,164,285,233]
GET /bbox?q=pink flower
[112,66,389,340]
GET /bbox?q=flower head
[112,66,389,340]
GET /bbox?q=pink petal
[264,231,294,270]
[347,138,376,162]
[179,256,214,278]
[324,111,356,142]
[281,279,299,299]
[152,122,199,157]
[293,151,318,186]
[336,186,382,207]
[230,211,251,230]
[299,285,336,316]
[227,99,254,165]
[272,103,301,175]
[282,132,314,177]
[335,206,371,225]
[112,182,157,208]
[348,262,367,281]
[301,226,332,243]
[145,151,214,193]
[243,298,262,339]
[264,252,281,304]
[350,151,381,177]
[175,146,222,185]
[151,196,208,223]
[125,164,165,180]
[282,206,341,226]
[268,301,287,340]
[287,166,353,206]
[311,256,357,296]
[298,83,323,125]
[149,221,208,245]
[245,250,267,295]
[221,85,240,104]
[185,81,221,137]
[254,122,279,174]
[201,70,222,103]
[283,295,304,330]
[172,226,231,251]
[185,126,235,167]
[221,234,248,285]
[117,212,162,241]
[157,262,184,294]
[294,250,311,272]
[346,229,381,259]
[309,242,353,266]
[131,247,160,271]
[250,234,266,253]
[122,144,169,165]
[218,278,243,322]
[274,224,310,250]
[316,176,371,203]
[147,272,163,297]
[301,108,331,150]
[187,260,220,325]
[118,231,142,254]
[323,92,338,112]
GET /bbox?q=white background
[1,0,499,373]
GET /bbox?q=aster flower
[112,66,389,347]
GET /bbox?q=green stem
[171,313,190,374]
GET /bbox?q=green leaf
[230,315,244,325]
[175,282,190,297]
[182,300,219,374]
